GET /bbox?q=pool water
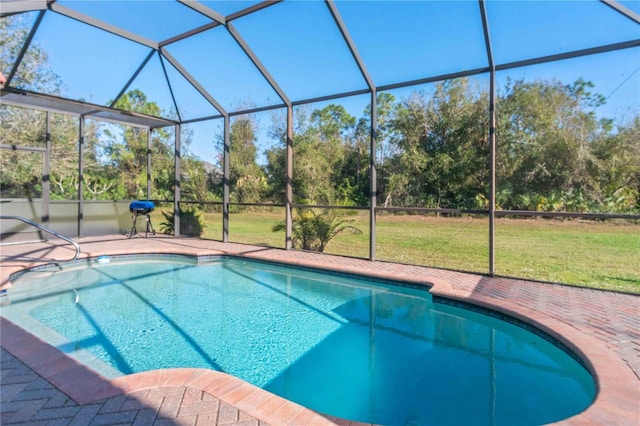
[1,256,595,425]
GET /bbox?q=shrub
[272,208,362,252]
[160,205,205,237]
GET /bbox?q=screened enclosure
[1,0,639,291]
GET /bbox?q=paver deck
[1,235,639,425]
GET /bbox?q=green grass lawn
[156,208,639,294]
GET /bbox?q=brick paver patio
[1,348,269,425]
[1,235,639,425]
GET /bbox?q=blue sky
[7,1,640,163]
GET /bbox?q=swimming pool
[1,255,595,425]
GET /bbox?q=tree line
[222,77,639,215]
[1,15,638,214]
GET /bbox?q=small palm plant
[272,208,362,252]
[160,205,205,237]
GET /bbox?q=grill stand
[128,209,156,238]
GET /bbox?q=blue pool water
[1,256,594,425]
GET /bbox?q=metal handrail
[1,215,80,262]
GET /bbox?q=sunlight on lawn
[164,209,639,294]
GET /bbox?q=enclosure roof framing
[495,39,640,71]
[226,22,291,106]
[177,0,225,25]
[0,0,638,125]
[160,47,227,116]
[47,2,158,49]
[0,88,177,129]
[109,50,157,109]
[602,0,640,24]
[0,0,46,16]
[325,0,374,91]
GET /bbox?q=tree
[224,114,267,205]
[310,104,356,204]
[96,90,175,200]
[496,78,617,211]
[181,155,212,202]
[381,78,489,208]
[266,104,362,206]
[297,104,359,205]
[351,93,396,201]
[359,92,398,164]
[589,116,640,212]
[0,14,63,94]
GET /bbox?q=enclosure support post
[43,111,51,227]
[174,124,181,236]
[223,115,230,242]
[326,0,377,260]
[147,128,152,200]
[488,70,497,276]
[369,89,377,261]
[285,105,294,250]
[480,0,497,276]
[77,116,84,238]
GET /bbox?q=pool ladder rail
[0,215,81,263]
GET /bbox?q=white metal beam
[0,0,47,16]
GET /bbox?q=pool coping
[1,235,639,425]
